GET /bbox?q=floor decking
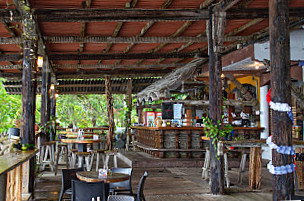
[32,150,289,201]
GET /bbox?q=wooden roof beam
[49,52,207,60]
[30,8,304,22]
[115,0,173,65]
[2,8,304,22]
[55,70,171,79]
[100,0,138,65]
[53,63,184,69]
[143,0,213,66]
[0,35,253,44]
[216,0,243,11]
[0,62,185,70]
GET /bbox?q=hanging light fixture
[37,56,44,67]
[50,84,55,90]
[55,93,58,98]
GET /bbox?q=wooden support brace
[249,147,261,189]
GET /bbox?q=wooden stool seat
[55,142,69,175]
[90,150,106,171]
[39,141,56,172]
[202,148,230,188]
[71,151,93,171]
[104,151,118,169]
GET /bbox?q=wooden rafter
[115,0,173,65]
[216,0,243,11]
[154,1,213,65]
[52,63,185,70]
[49,51,207,60]
[1,8,304,23]
[0,35,253,44]
[30,8,304,22]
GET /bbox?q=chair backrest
[61,168,83,191]
[72,180,106,201]
[107,195,135,201]
[136,171,148,201]
[109,168,133,193]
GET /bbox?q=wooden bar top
[131,126,204,130]
[131,126,264,131]
[233,127,264,131]
[0,149,38,176]
[61,139,101,144]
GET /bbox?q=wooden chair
[109,168,133,195]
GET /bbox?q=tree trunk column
[50,78,57,141]
[41,59,51,141]
[125,78,132,135]
[207,9,226,195]
[106,76,115,150]
[269,0,294,200]
[21,39,37,146]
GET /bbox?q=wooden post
[137,106,144,124]
[249,147,262,189]
[269,0,294,200]
[40,59,51,139]
[50,79,56,141]
[21,39,37,146]
[125,78,132,135]
[207,8,226,195]
[105,76,115,150]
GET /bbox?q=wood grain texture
[76,171,129,183]
[249,147,261,189]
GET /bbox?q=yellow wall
[226,76,260,101]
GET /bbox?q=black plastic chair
[107,195,135,201]
[109,168,133,195]
[71,179,106,201]
[58,168,83,201]
[136,171,148,201]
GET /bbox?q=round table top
[76,171,129,183]
[61,139,101,144]
[65,134,94,138]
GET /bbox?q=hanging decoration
[266,88,293,124]
[266,136,295,175]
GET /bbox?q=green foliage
[56,94,129,128]
[0,78,22,133]
[202,116,233,159]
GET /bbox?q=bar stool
[39,141,56,172]
[202,147,230,188]
[104,151,118,169]
[55,142,69,175]
[71,150,93,171]
[90,149,106,171]
[238,150,249,184]
[125,133,135,151]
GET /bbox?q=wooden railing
[131,126,205,158]
[0,150,38,201]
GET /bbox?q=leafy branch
[202,116,233,159]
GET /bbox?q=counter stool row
[38,141,118,174]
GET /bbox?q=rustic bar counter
[0,149,38,201]
[131,126,205,158]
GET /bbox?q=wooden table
[76,171,129,183]
[61,139,101,152]
[0,150,38,201]
[76,171,129,198]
